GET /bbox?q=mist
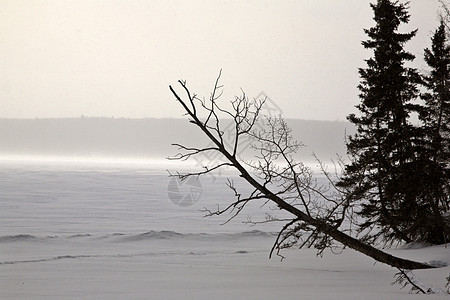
[0,118,354,166]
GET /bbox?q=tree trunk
[223,145,433,270]
[169,83,434,270]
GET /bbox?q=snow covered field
[1,159,449,299]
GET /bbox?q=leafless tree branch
[168,72,434,270]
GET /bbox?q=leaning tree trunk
[224,147,432,270]
[169,81,433,270]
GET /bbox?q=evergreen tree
[422,21,450,169]
[416,20,450,244]
[339,0,424,244]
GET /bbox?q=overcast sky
[1,0,444,120]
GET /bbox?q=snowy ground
[0,159,449,299]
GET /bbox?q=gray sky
[0,0,443,120]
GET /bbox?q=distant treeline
[0,118,354,162]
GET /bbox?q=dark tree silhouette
[337,0,435,245]
[168,71,432,270]
[416,20,450,244]
[422,20,450,172]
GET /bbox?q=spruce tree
[339,0,423,244]
[416,20,450,244]
[422,21,450,169]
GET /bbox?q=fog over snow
[0,118,355,166]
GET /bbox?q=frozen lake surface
[1,159,449,299]
[0,158,285,236]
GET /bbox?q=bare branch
[169,72,434,270]
[269,219,299,260]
